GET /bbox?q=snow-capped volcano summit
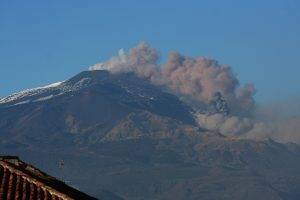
[1,70,194,124]
[0,73,96,107]
[0,81,63,106]
[0,70,195,143]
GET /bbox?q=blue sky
[0,0,299,102]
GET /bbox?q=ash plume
[90,42,299,144]
[162,52,256,115]
[90,42,255,114]
[90,42,161,83]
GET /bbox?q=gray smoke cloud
[90,42,161,83]
[90,42,255,114]
[195,100,300,144]
[195,113,253,136]
[247,99,300,143]
[90,42,299,144]
[162,52,256,115]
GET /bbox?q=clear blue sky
[1,0,299,102]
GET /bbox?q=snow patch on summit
[34,95,54,102]
[0,77,94,107]
[0,82,63,105]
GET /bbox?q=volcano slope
[0,70,300,200]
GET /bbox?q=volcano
[0,70,300,200]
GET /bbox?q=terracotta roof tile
[0,156,98,200]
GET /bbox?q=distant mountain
[0,70,300,200]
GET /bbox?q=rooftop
[0,155,98,200]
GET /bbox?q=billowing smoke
[162,52,256,115]
[195,113,253,136]
[90,42,299,144]
[246,100,300,143]
[90,42,161,83]
[90,42,255,115]
[195,100,300,144]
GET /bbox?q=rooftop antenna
[58,159,65,182]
